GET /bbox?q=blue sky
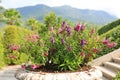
[0,0,120,18]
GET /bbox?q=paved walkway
[0,65,20,80]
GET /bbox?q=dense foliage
[3,25,32,65]
[0,31,5,69]
[113,71,120,80]
[97,25,120,57]
[0,7,118,72]
[98,19,120,35]
[20,21,117,71]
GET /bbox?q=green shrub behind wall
[98,19,120,35]
[98,25,120,57]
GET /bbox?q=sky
[0,0,120,18]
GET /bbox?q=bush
[4,51,29,65]
[0,43,5,69]
[0,31,5,69]
[3,25,33,65]
[21,22,115,71]
[98,19,120,35]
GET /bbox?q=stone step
[95,66,116,80]
[103,62,120,72]
[112,57,120,64]
[100,77,108,80]
[0,77,17,80]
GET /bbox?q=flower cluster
[26,34,39,42]
[102,39,117,48]
[21,21,117,71]
[21,64,41,70]
[9,54,16,60]
[74,23,85,32]
[9,44,20,51]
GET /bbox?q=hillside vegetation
[97,23,120,57]
[98,19,120,35]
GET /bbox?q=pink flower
[106,42,117,48]
[86,53,92,58]
[61,38,65,44]
[92,48,98,54]
[80,52,85,57]
[26,34,39,42]
[102,39,110,45]
[9,54,16,59]
[49,26,54,32]
[32,34,39,40]
[90,28,95,37]
[45,52,49,57]
[74,23,81,32]
[68,46,72,51]
[31,64,41,70]
[9,44,20,51]
[21,64,26,69]
[26,35,31,41]
[81,25,85,32]
[31,64,37,70]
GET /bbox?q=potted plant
[15,21,117,80]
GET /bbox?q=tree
[56,16,62,28]
[0,6,5,22]
[3,9,21,26]
[44,12,56,28]
[26,18,41,32]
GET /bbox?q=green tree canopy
[44,12,56,28]
[3,9,21,26]
[0,6,5,22]
[27,18,41,32]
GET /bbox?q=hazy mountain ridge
[17,4,118,25]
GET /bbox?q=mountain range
[17,4,118,25]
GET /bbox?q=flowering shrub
[21,34,48,65]
[21,22,117,71]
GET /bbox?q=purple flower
[61,38,65,44]
[81,25,85,32]
[80,39,87,47]
[50,37,55,44]
[74,23,81,32]
[67,26,71,35]
[68,46,72,51]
